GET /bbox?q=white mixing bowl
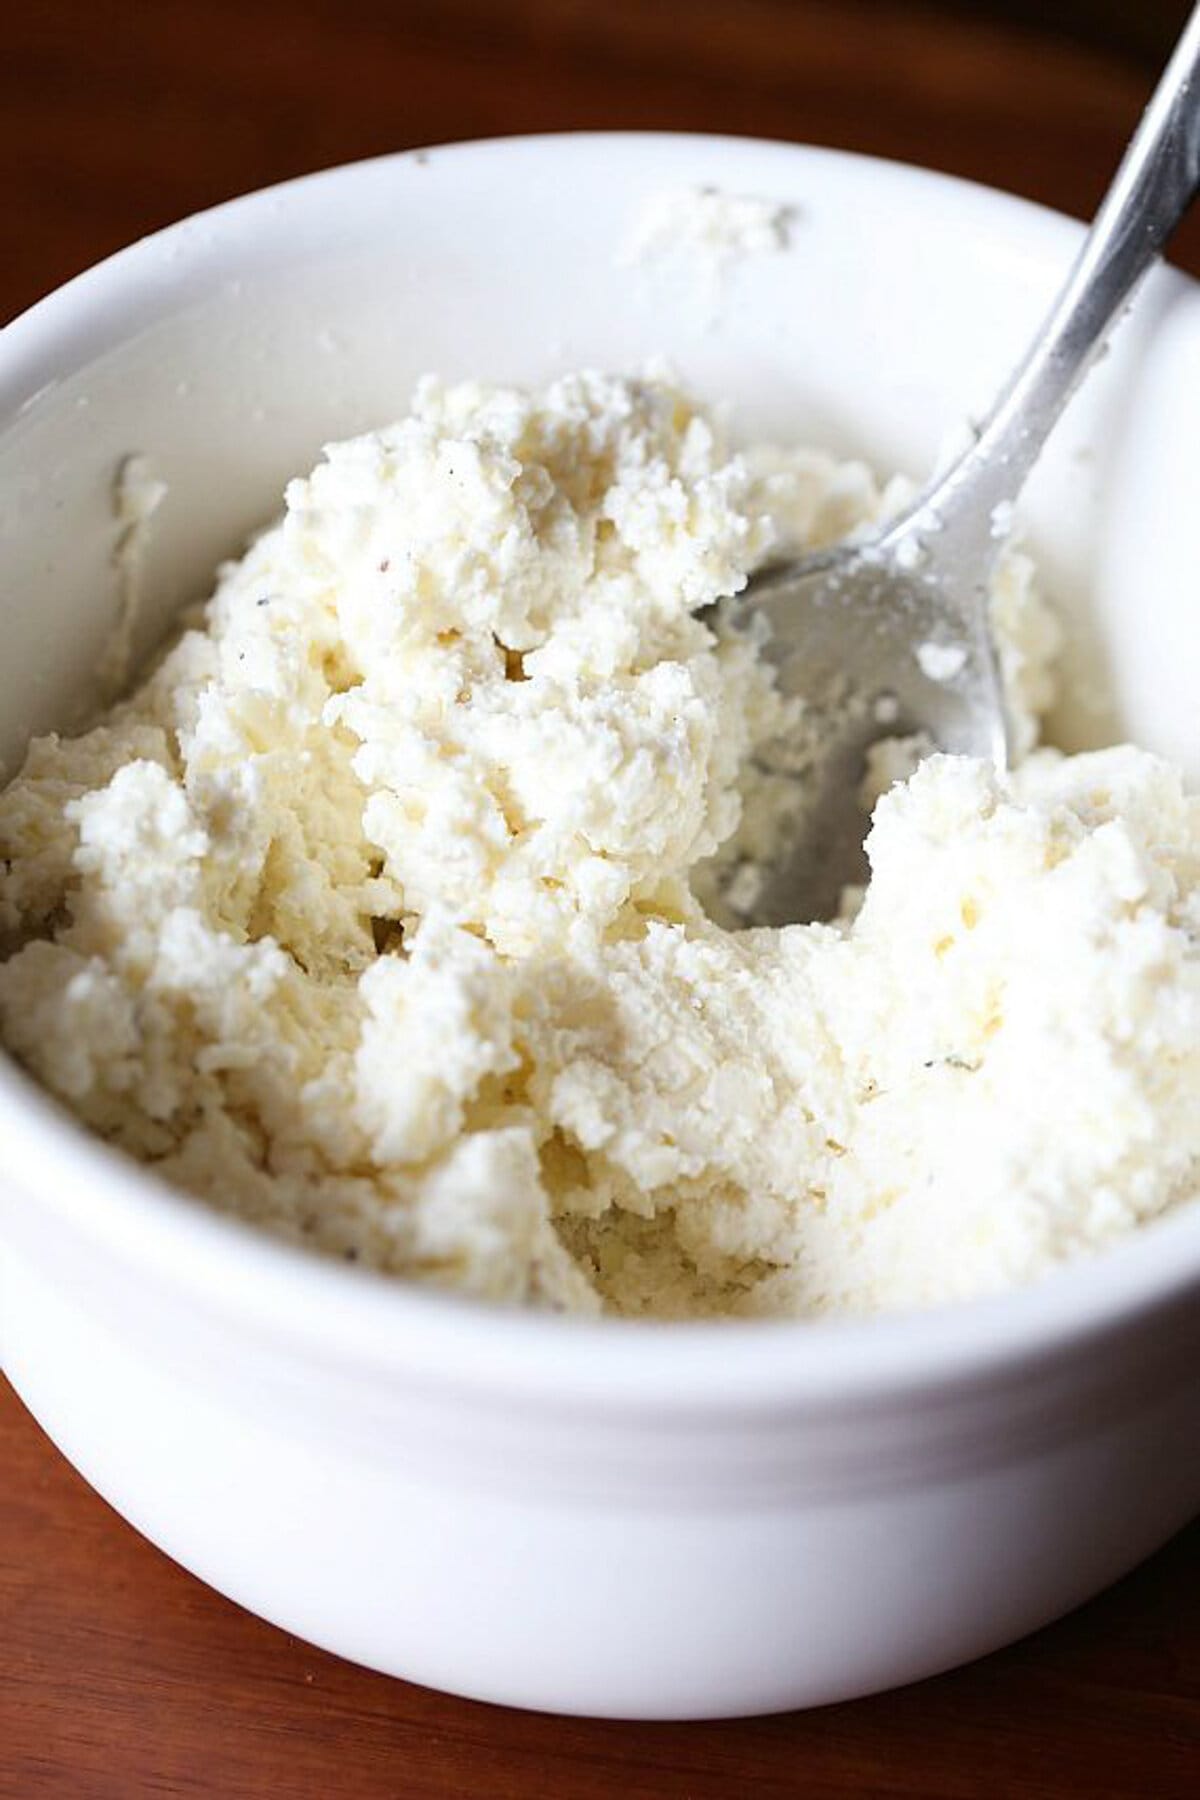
[1,134,1197,1720]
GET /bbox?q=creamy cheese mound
[1,371,1196,1318]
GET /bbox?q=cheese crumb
[622,185,793,270]
[916,640,968,683]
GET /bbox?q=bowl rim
[2,130,1198,1416]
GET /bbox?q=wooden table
[3,3,1198,1793]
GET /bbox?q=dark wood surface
[5,0,1199,326]
[3,3,1199,1794]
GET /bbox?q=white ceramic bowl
[1,134,1198,1721]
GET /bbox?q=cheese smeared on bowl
[1,372,1196,1317]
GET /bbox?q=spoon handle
[920,2,1200,538]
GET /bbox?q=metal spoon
[741,3,1200,926]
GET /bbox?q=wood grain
[2,2,1199,1794]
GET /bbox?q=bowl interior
[1,133,1198,788]
[2,134,1200,1391]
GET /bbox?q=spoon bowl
[739,529,1009,923]
[740,1,1200,924]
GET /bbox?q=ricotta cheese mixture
[1,371,1196,1318]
